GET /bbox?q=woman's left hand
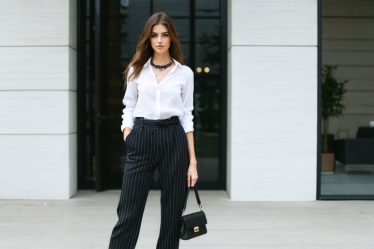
[187,162,198,187]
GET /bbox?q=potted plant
[321,65,347,172]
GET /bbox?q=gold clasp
[193,226,200,233]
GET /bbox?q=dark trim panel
[77,0,88,189]
[316,0,322,200]
[77,0,96,190]
[320,195,374,200]
[220,0,228,190]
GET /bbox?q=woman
[108,12,198,249]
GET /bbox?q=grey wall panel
[69,48,77,91]
[69,91,77,134]
[323,0,374,17]
[69,0,77,49]
[323,19,374,40]
[0,91,74,134]
[69,133,77,197]
[333,67,374,81]
[343,91,374,106]
[344,106,374,115]
[323,50,374,65]
[323,40,374,51]
[0,135,71,199]
[0,47,70,90]
[231,0,317,46]
[229,45,317,200]
[0,0,69,46]
[345,80,374,91]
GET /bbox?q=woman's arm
[121,67,137,140]
[186,131,198,187]
[180,68,198,187]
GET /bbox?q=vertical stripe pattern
[109,116,189,249]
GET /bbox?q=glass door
[319,0,374,199]
[150,0,226,189]
[77,0,227,190]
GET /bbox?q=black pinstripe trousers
[108,116,189,249]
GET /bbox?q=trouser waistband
[134,116,180,127]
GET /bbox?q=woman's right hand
[123,128,133,141]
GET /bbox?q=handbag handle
[182,185,202,215]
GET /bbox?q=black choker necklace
[150,59,173,71]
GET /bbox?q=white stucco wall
[227,0,318,200]
[0,0,77,199]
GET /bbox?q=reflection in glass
[193,2,221,183]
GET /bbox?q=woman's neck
[152,53,172,65]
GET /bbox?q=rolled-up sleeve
[120,69,138,132]
[180,68,194,133]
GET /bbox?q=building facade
[1,0,372,200]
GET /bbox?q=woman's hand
[123,128,133,141]
[187,162,198,187]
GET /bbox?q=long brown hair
[123,12,184,84]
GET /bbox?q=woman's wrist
[189,160,197,166]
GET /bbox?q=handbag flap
[181,211,207,228]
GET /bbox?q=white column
[227,0,318,201]
[0,0,77,199]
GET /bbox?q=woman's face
[150,24,171,55]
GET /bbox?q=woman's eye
[151,34,157,38]
[162,33,169,37]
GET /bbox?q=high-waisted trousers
[108,116,189,249]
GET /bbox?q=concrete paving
[1,190,374,249]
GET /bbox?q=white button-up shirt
[121,57,194,133]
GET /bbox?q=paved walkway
[1,190,374,249]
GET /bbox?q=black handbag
[179,185,207,240]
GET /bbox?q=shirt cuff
[121,112,134,132]
[180,114,194,133]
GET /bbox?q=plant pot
[321,153,335,172]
